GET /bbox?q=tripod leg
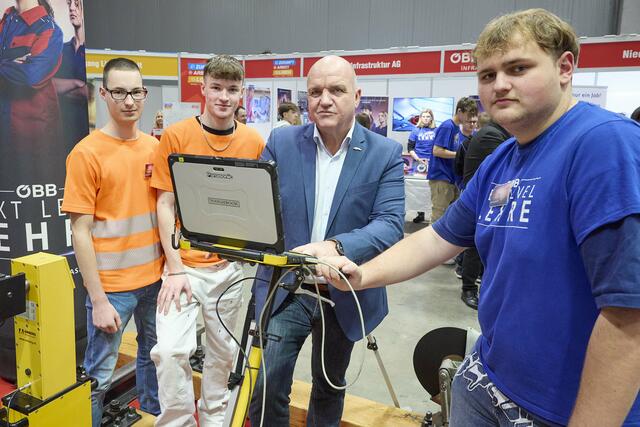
[366,335,401,408]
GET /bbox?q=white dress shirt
[309,121,356,244]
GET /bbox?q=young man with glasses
[150,54,264,427]
[62,57,163,427]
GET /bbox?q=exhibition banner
[0,0,89,271]
[86,51,178,79]
[180,56,208,111]
[245,58,301,78]
[572,86,607,108]
[303,51,441,76]
[578,41,640,69]
[0,0,90,377]
[443,49,476,73]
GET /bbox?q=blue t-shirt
[433,102,640,425]
[427,118,459,183]
[408,126,436,159]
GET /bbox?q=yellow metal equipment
[1,253,91,427]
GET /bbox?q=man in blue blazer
[249,56,405,426]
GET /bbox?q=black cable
[214,274,270,424]
[255,267,296,427]
[214,266,306,426]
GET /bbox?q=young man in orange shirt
[150,54,265,427]
[62,58,163,427]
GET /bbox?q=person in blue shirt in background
[320,8,640,427]
[408,108,436,223]
[427,97,478,224]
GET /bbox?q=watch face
[328,239,343,255]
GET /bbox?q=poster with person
[392,97,454,131]
[277,88,292,106]
[0,0,89,380]
[245,85,271,123]
[356,96,388,136]
[297,90,309,124]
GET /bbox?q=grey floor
[128,212,481,418]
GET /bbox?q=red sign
[578,41,640,69]
[179,57,208,110]
[303,51,441,76]
[245,58,301,78]
[443,49,477,73]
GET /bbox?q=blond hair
[474,9,579,64]
[418,109,436,129]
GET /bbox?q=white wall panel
[358,79,388,97]
[573,72,597,86]
[431,76,478,99]
[594,70,640,115]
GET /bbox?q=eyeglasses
[103,86,148,101]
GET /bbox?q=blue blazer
[253,122,405,341]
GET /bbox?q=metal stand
[366,335,401,408]
[221,269,406,426]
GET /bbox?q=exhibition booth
[86,35,640,144]
[1,8,640,421]
[82,35,640,217]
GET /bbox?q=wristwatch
[327,239,345,256]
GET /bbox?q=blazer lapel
[300,125,316,234]
[326,124,367,235]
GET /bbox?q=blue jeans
[450,352,558,427]
[84,281,161,427]
[249,293,355,427]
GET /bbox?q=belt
[300,282,330,294]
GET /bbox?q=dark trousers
[461,247,482,293]
[249,293,354,427]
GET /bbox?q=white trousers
[151,262,244,427]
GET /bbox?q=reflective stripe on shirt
[92,212,158,239]
[95,242,162,271]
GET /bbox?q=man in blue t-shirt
[320,9,640,427]
[428,97,478,223]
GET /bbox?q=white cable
[256,261,368,425]
[314,261,367,390]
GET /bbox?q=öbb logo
[16,184,58,198]
[449,51,473,64]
